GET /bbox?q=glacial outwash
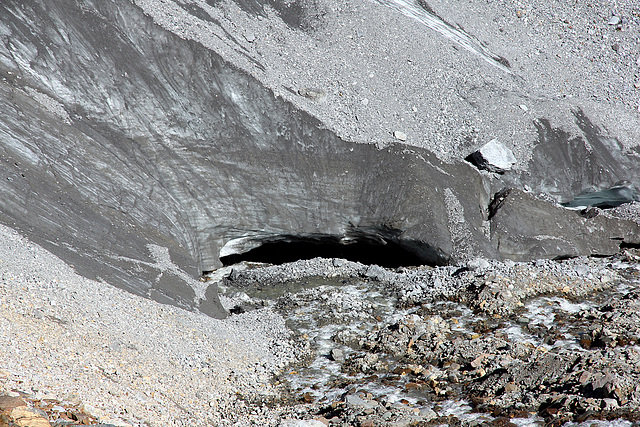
[1,0,640,319]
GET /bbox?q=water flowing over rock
[1,0,639,318]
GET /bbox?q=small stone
[602,398,619,411]
[361,98,369,106]
[80,403,105,420]
[393,131,407,141]
[345,393,376,410]
[332,258,345,267]
[470,353,488,368]
[448,362,461,371]
[592,372,616,391]
[297,88,326,101]
[243,31,256,43]
[279,420,327,427]
[518,104,528,111]
[608,16,621,26]
[330,348,345,363]
[504,383,518,393]
[579,371,591,384]
[467,258,490,271]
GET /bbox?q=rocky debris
[4,218,640,426]
[0,392,105,427]
[326,258,640,424]
[465,139,517,173]
[455,257,619,316]
[0,224,301,427]
[210,249,640,425]
[280,419,326,427]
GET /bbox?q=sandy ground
[0,223,300,427]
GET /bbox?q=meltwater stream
[215,259,640,426]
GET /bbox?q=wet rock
[344,393,376,410]
[343,353,386,374]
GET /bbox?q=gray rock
[297,88,326,101]
[466,139,517,173]
[489,189,640,260]
[330,348,345,362]
[280,420,326,427]
[393,131,407,141]
[466,257,490,271]
[345,393,376,410]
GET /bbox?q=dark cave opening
[219,236,435,268]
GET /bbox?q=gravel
[0,223,298,427]
[133,0,640,166]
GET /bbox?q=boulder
[466,139,517,173]
[489,189,640,260]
